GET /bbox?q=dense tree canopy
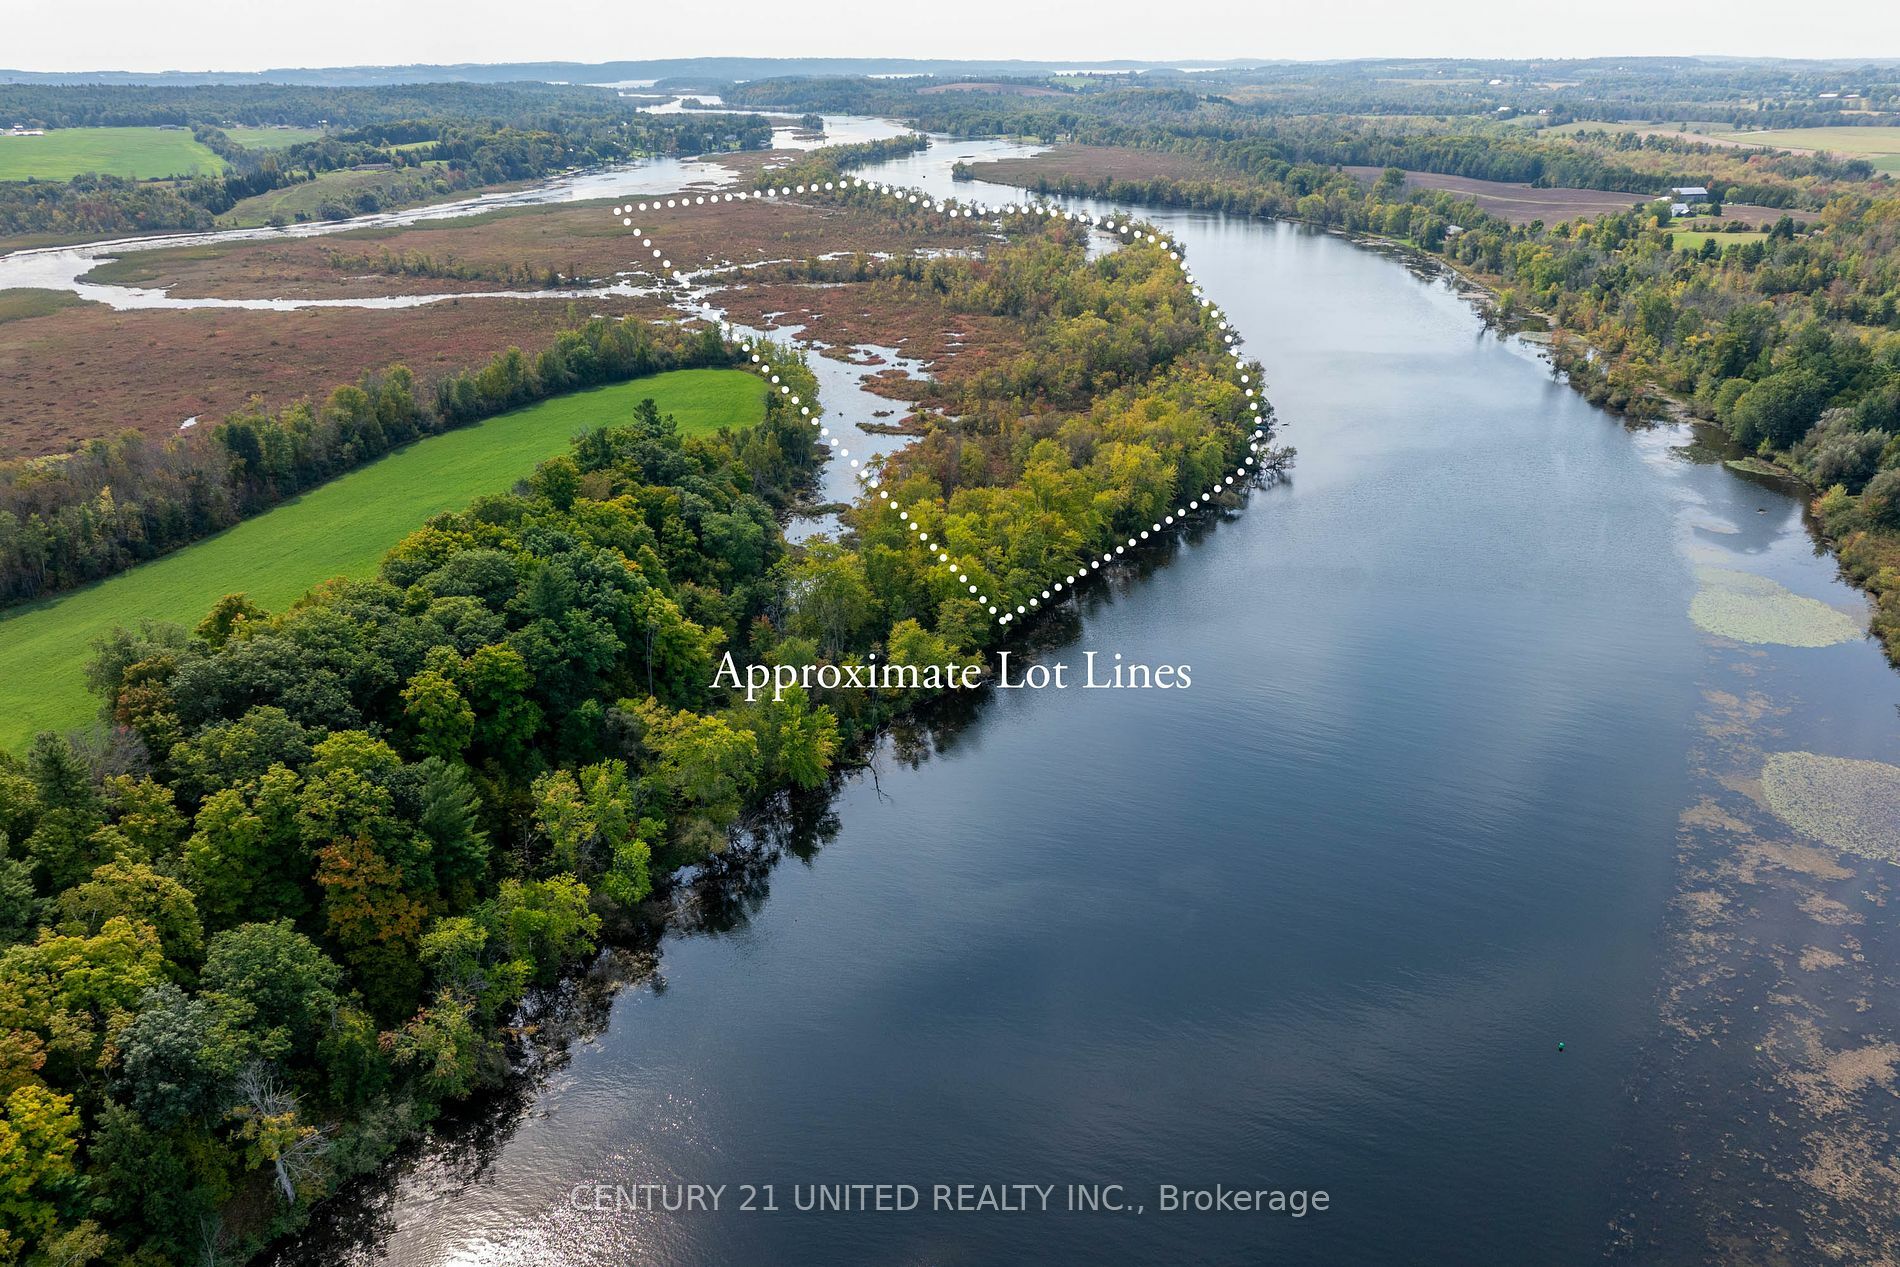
[0,199,1264,1264]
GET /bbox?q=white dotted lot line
[609,180,1270,627]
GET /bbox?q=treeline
[733,75,1880,210]
[962,120,1900,656]
[322,247,571,286]
[0,93,773,240]
[1129,122,1863,211]
[813,132,930,171]
[725,59,1900,130]
[1249,125,1867,206]
[756,133,930,189]
[0,319,737,608]
[0,203,1266,1266]
[0,81,666,131]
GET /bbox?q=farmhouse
[1670,185,1709,199]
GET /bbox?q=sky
[5,0,1898,72]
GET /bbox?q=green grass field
[224,126,328,150]
[1667,228,1770,251]
[0,126,226,181]
[0,368,765,751]
[223,162,454,226]
[1711,126,1900,174]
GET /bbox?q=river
[215,135,1900,1263]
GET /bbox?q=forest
[0,82,676,130]
[0,196,1265,1266]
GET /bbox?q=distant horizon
[7,0,1899,77]
[14,53,1900,69]
[6,51,1900,85]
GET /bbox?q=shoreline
[73,188,1269,1266]
[1395,237,1894,665]
[962,148,1897,667]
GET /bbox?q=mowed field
[0,126,226,181]
[1544,121,1900,175]
[224,126,328,149]
[1710,126,1900,174]
[1665,228,1772,251]
[0,368,765,750]
[1539,120,1756,147]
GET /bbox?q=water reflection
[250,132,1900,1267]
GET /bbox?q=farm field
[1709,125,1900,172]
[0,125,226,180]
[1665,227,1771,250]
[1539,119,1753,145]
[224,125,328,149]
[1679,203,1811,228]
[1337,166,1647,223]
[0,367,766,750]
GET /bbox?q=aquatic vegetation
[1690,567,1865,647]
[1762,752,1900,864]
[1723,456,1795,480]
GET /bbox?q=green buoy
[1557,1042,1566,1052]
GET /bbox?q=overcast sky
[7,0,1898,73]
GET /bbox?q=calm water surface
[271,141,1900,1265]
